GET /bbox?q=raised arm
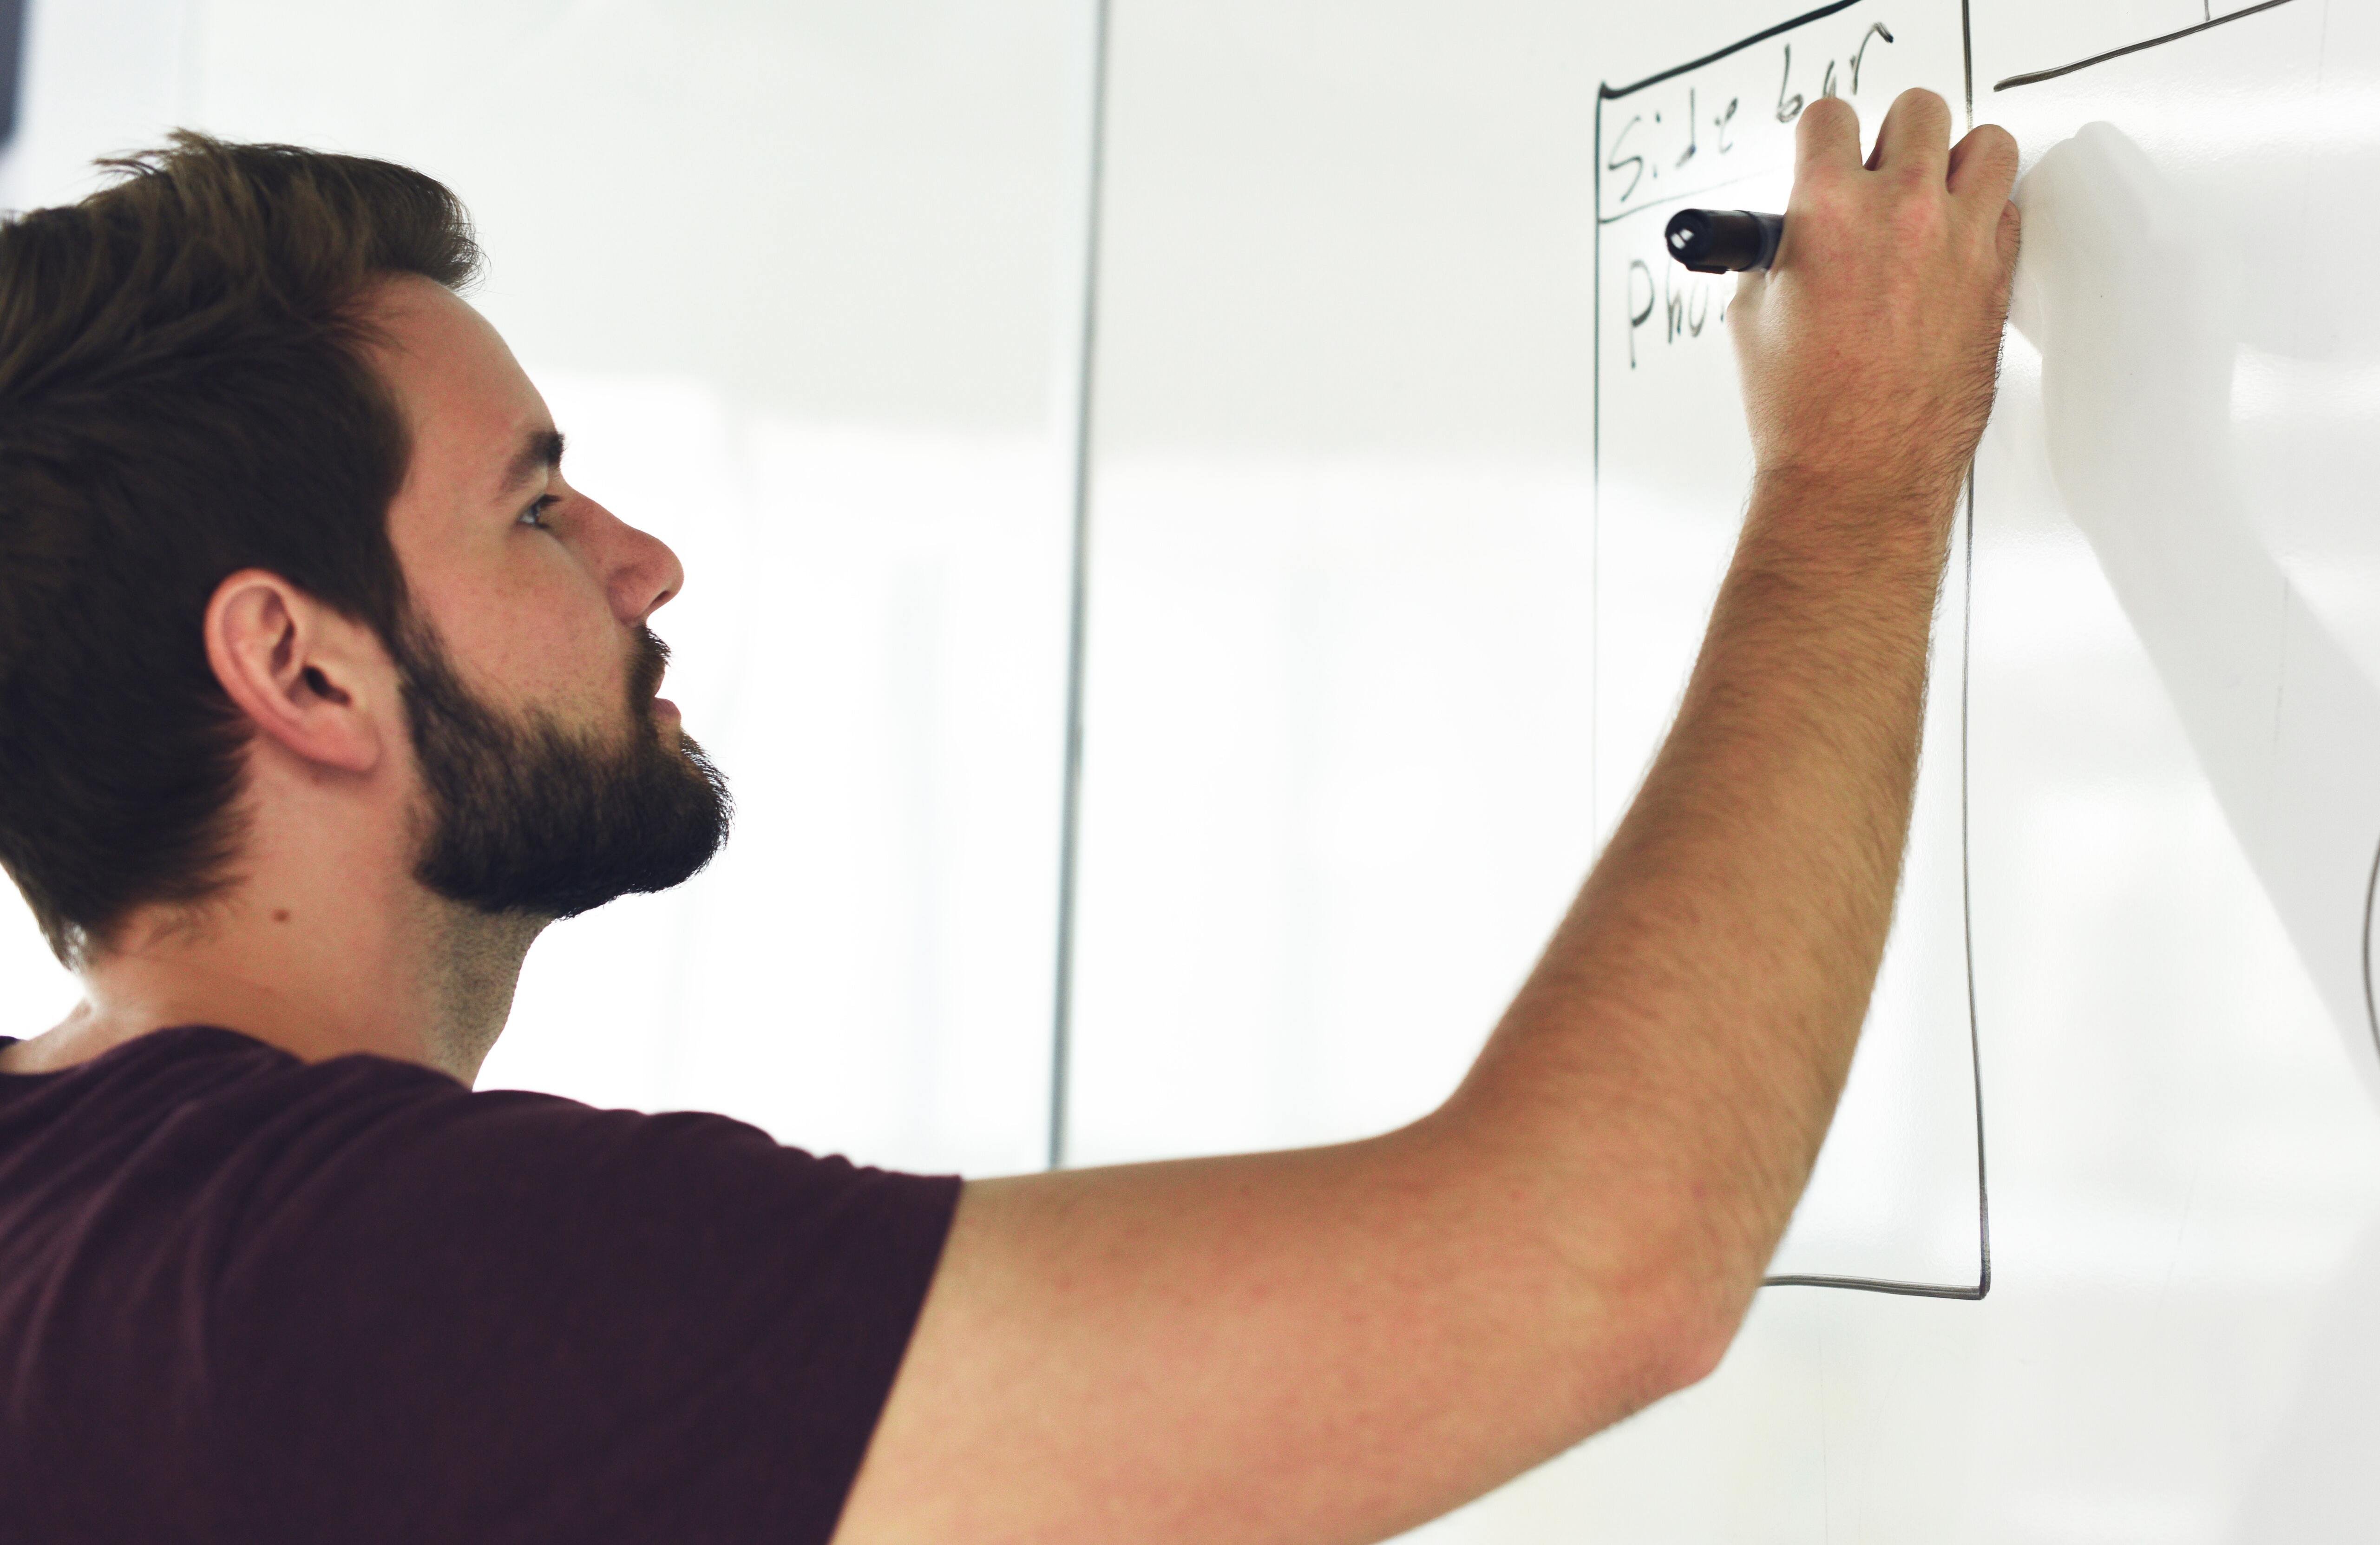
[833,89,2019,1545]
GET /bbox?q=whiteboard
[1463,0,2380,1538]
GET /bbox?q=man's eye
[518,495,561,529]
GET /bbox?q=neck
[7,885,545,1084]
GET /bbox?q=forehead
[362,275,550,504]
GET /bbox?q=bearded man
[0,97,2017,1545]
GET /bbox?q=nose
[597,503,685,625]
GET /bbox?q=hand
[1729,89,2020,519]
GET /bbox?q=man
[0,89,2017,1543]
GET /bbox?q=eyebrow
[496,428,566,502]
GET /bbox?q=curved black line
[1993,0,2300,91]
[1962,477,1992,1299]
[1601,0,1862,101]
[2362,830,2380,1068]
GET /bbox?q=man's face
[365,276,728,919]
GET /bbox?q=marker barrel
[1663,209,1784,273]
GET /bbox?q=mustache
[628,628,671,710]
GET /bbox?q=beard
[392,619,731,921]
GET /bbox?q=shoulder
[181,1040,960,1537]
[195,1042,963,1314]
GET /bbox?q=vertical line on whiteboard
[1049,0,1114,1172]
[1960,473,1992,1295]
[1591,91,1602,832]
[2360,831,2380,1066]
[1960,0,1975,123]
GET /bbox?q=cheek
[425,543,624,720]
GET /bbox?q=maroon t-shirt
[0,1026,960,1544]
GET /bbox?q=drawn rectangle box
[1593,0,1987,1294]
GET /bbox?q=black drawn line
[2362,830,2380,1066]
[1850,22,1895,94]
[1764,1272,1985,1298]
[1762,476,1991,1302]
[1047,0,1115,1171]
[1778,43,1808,121]
[1601,0,1862,101]
[1960,0,1974,121]
[1592,88,1602,829]
[1599,191,1753,228]
[1607,114,1648,204]
[1994,0,2301,91]
[1962,480,1994,1301]
[1626,259,1656,367]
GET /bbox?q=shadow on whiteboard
[2011,121,2380,1104]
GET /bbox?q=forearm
[1436,468,1958,1347]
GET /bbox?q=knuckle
[1794,178,1857,224]
[1888,197,1950,245]
[1885,155,1938,188]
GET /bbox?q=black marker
[1664,209,1784,273]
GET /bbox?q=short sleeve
[206,1059,960,1545]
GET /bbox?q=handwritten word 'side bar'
[1664,209,1784,273]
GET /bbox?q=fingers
[1870,88,1952,183]
[1793,96,1862,182]
[1947,123,2020,204]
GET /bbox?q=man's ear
[203,570,388,776]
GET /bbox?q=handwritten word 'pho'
[1626,257,1727,368]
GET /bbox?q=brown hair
[0,133,481,962]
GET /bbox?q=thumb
[1995,200,2022,279]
